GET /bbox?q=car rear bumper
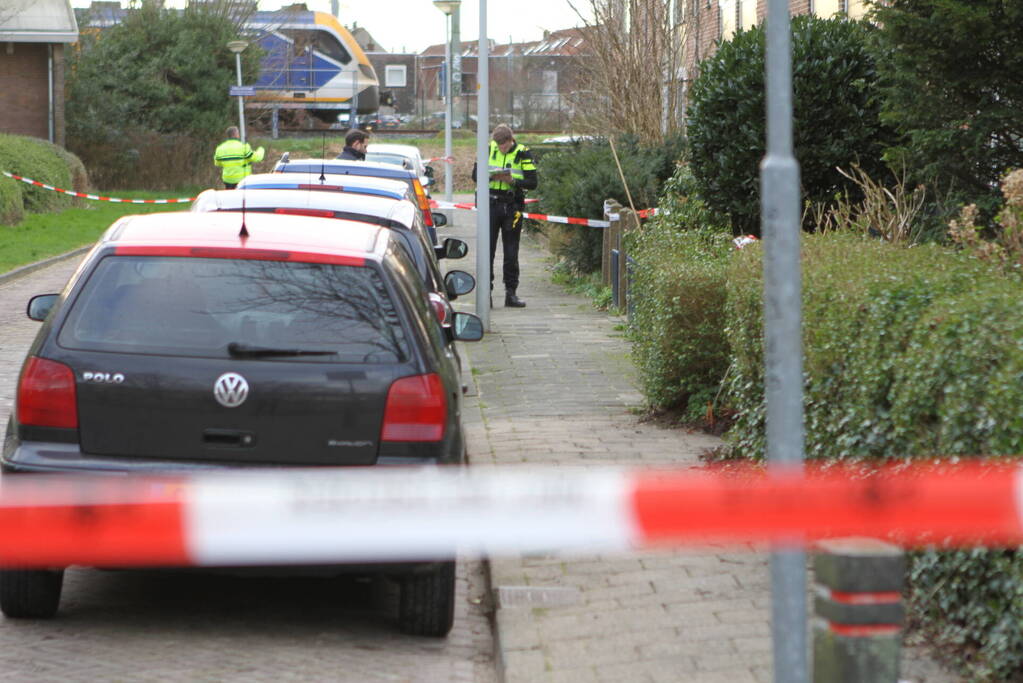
[2,441,447,474]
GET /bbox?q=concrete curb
[0,246,91,287]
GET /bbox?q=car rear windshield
[58,256,409,363]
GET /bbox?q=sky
[70,1,592,54]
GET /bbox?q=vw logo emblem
[213,372,249,408]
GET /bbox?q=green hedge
[0,134,87,222]
[722,232,1023,679]
[536,134,685,273]
[627,164,733,415]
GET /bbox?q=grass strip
[0,189,201,274]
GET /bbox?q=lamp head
[227,40,249,54]
[433,0,460,15]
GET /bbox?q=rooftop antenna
[319,133,327,183]
[239,187,249,238]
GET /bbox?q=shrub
[0,176,22,225]
[68,2,256,188]
[869,0,1023,222]
[687,15,893,236]
[536,134,685,273]
[0,134,86,220]
[629,222,732,415]
[723,232,1023,678]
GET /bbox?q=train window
[281,29,351,64]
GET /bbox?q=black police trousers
[489,198,522,290]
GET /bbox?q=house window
[384,65,407,88]
[719,0,736,41]
[738,0,756,30]
[847,0,868,18]
[811,0,843,17]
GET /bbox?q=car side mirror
[431,211,448,228]
[435,237,467,260]
[452,312,484,342]
[424,166,435,178]
[27,294,59,321]
[444,270,475,298]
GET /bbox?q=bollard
[617,208,639,310]
[602,200,621,286]
[812,538,904,683]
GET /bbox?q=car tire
[0,569,64,618]
[397,561,455,637]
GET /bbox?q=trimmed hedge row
[722,233,1023,680]
[0,134,88,225]
[629,223,1023,677]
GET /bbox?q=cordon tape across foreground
[0,462,1020,568]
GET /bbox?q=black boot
[505,289,526,308]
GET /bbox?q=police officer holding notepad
[472,124,537,308]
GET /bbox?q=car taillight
[17,356,78,429]
[412,179,434,227]
[381,373,446,442]
[428,293,450,325]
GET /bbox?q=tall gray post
[761,0,807,681]
[443,31,454,203]
[451,5,463,126]
[475,0,491,328]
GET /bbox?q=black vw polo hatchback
[1,211,483,637]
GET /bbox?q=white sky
[71,1,591,54]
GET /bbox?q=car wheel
[397,561,455,637]
[0,569,64,618]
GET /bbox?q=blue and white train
[245,9,380,122]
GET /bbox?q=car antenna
[319,133,326,183]
[239,187,249,238]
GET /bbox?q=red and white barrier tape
[426,156,455,164]
[430,198,611,228]
[2,172,195,204]
[0,462,1020,568]
[734,234,759,249]
[429,199,661,228]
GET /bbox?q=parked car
[358,113,401,130]
[191,188,472,323]
[238,171,414,203]
[272,158,441,245]
[1,211,484,636]
[366,143,434,190]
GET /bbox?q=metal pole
[451,4,462,126]
[234,51,246,143]
[475,0,490,327]
[761,1,806,682]
[444,15,453,203]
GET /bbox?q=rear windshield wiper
[227,342,339,358]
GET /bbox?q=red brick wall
[0,42,65,144]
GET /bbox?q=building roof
[0,0,79,43]
[421,26,591,59]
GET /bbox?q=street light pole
[227,40,248,143]
[434,0,461,203]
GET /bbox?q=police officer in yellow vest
[213,126,265,189]
[472,124,537,308]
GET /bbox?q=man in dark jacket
[337,129,369,160]
[471,124,538,308]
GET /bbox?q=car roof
[191,189,418,227]
[277,158,416,180]
[238,172,410,199]
[101,211,390,261]
[367,143,421,160]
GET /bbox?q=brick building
[420,27,591,130]
[678,0,870,92]
[0,0,79,146]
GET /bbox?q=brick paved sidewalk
[439,199,957,683]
